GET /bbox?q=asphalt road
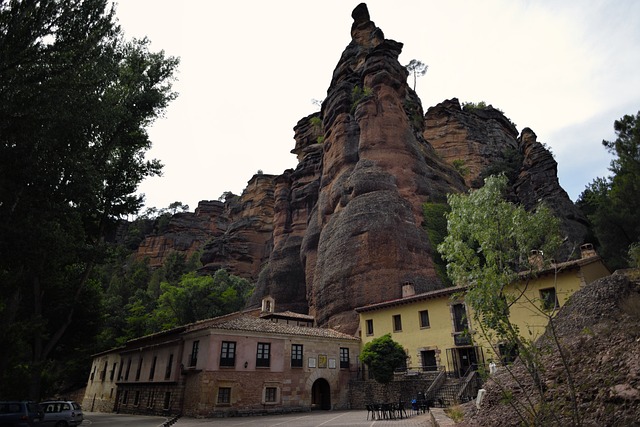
[80,409,435,426]
[82,411,168,426]
[173,410,433,426]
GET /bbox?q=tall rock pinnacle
[299,3,466,334]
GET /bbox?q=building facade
[355,245,610,377]
[83,310,360,417]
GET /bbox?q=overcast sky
[115,0,640,211]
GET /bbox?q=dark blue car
[0,401,44,427]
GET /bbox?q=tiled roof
[355,255,607,313]
[260,310,315,321]
[355,286,467,312]
[188,314,359,341]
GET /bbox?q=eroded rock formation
[135,3,590,335]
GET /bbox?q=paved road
[174,410,433,427]
[83,411,168,426]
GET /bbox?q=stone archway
[311,378,331,410]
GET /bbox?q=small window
[124,358,131,380]
[100,361,108,381]
[135,357,143,381]
[110,362,117,381]
[540,288,559,311]
[340,347,350,369]
[291,344,303,368]
[256,342,271,367]
[190,340,199,367]
[498,342,518,364]
[366,319,374,336]
[264,387,278,403]
[217,387,231,404]
[393,314,402,332]
[133,390,140,407]
[452,303,468,332]
[149,356,157,380]
[147,391,154,409]
[122,390,129,405]
[163,392,171,410]
[220,341,236,367]
[419,310,430,328]
[165,354,173,380]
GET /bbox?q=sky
[114,0,640,211]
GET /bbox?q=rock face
[425,98,589,258]
[135,3,591,335]
[136,174,275,282]
[298,4,466,333]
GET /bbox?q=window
[220,341,236,367]
[110,362,117,381]
[217,387,231,404]
[135,357,143,381]
[366,319,374,336]
[100,361,108,381]
[147,391,154,409]
[452,303,471,346]
[149,356,157,380]
[165,354,173,380]
[189,340,199,367]
[340,347,350,369]
[117,358,124,380]
[291,344,303,368]
[419,310,430,328]
[256,342,271,367]
[540,287,559,311]
[90,365,95,381]
[452,303,468,332]
[264,387,278,403]
[163,392,171,410]
[124,358,132,380]
[421,350,437,371]
[122,390,129,405]
[133,390,140,407]
[498,342,518,364]
[393,314,402,332]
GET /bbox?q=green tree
[359,334,406,384]
[150,269,253,331]
[577,111,640,270]
[438,174,583,426]
[405,59,428,91]
[0,0,178,399]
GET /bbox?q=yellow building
[355,244,610,377]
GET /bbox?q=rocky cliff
[135,3,590,335]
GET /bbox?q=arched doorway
[311,378,331,410]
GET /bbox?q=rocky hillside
[460,269,640,426]
[134,3,589,334]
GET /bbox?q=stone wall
[349,378,434,409]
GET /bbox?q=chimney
[529,250,544,269]
[580,243,596,259]
[402,282,416,298]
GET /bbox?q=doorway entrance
[311,378,331,410]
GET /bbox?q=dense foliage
[359,334,407,384]
[0,0,178,399]
[438,175,583,426]
[422,202,451,286]
[577,111,640,270]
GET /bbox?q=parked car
[0,401,44,427]
[39,401,83,426]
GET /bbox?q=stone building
[82,307,360,417]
